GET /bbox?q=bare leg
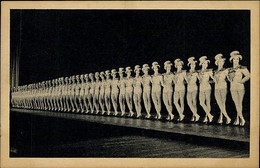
[111,93,118,115]
[174,91,184,121]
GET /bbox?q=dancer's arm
[240,67,250,84]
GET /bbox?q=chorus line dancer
[151,62,163,119]
[111,69,119,116]
[133,65,142,118]
[64,77,70,112]
[228,51,250,126]
[88,73,95,113]
[79,74,85,113]
[162,61,175,121]
[83,74,91,113]
[99,72,106,115]
[214,54,231,124]
[185,57,200,122]
[118,68,126,116]
[60,77,66,111]
[104,70,112,115]
[94,72,100,114]
[142,64,152,119]
[198,56,214,123]
[173,59,186,121]
[125,67,134,117]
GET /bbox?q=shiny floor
[10,109,249,158]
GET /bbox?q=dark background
[10,10,250,120]
[11,10,250,84]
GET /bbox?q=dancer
[125,67,134,117]
[228,51,250,126]
[198,56,214,123]
[162,61,175,120]
[74,75,81,112]
[104,70,112,115]
[59,77,64,111]
[111,69,119,115]
[185,57,200,122]
[142,64,152,118]
[79,74,85,113]
[64,77,70,112]
[214,54,231,124]
[133,65,143,118]
[151,62,163,119]
[118,68,126,116]
[83,74,91,113]
[99,72,106,115]
[173,59,186,121]
[89,73,95,113]
[93,72,100,114]
[68,76,76,112]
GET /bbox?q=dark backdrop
[10,10,250,120]
[11,10,250,84]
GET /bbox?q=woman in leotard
[104,70,112,115]
[228,51,250,126]
[125,67,134,117]
[70,76,77,112]
[99,72,106,115]
[78,74,85,113]
[142,64,152,119]
[214,54,231,124]
[162,61,175,121]
[198,56,214,123]
[118,68,126,116]
[60,77,66,112]
[83,74,91,113]
[185,57,200,122]
[89,73,95,113]
[111,69,119,116]
[93,72,100,114]
[173,59,186,121]
[151,62,163,119]
[64,77,70,112]
[133,65,143,118]
[74,75,81,112]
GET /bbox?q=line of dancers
[11,51,250,126]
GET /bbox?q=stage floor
[11,108,249,143]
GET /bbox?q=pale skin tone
[151,66,163,119]
[142,68,152,118]
[214,59,231,124]
[83,75,91,113]
[93,75,100,114]
[51,80,57,111]
[104,73,112,115]
[78,76,85,113]
[133,69,142,118]
[119,72,126,116]
[199,62,214,123]
[228,57,250,126]
[59,79,64,111]
[64,78,71,112]
[99,74,106,114]
[89,75,95,113]
[162,65,174,120]
[111,73,119,115]
[73,77,81,113]
[69,77,76,112]
[174,64,185,121]
[125,71,134,117]
[185,63,200,122]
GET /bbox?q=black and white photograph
[1,1,259,168]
